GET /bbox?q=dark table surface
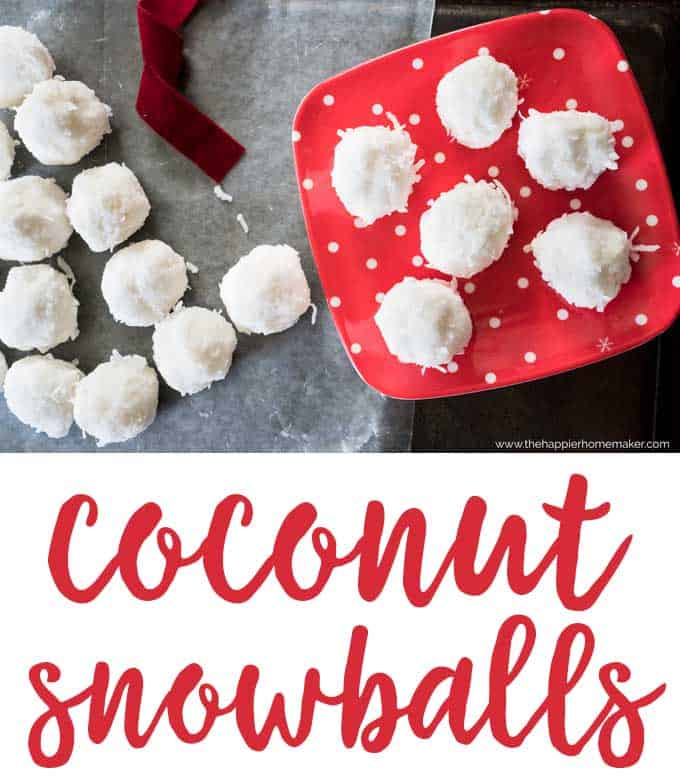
[413,0,679,452]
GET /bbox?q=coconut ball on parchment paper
[220,244,312,335]
[0,264,79,352]
[3,355,83,438]
[153,305,237,396]
[67,163,151,252]
[0,26,55,109]
[102,240,189,327]
[0,119,16,181]
[74,352,159,446]
[331,113,423,225]
[531,212,659,312]
[0,176,72,263]
[436,54,518,149]
[375,277,473,369]
[420,178,516,278]
[15,78,112,165]
[518,109,619,191]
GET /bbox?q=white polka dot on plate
[323,94,335,106]
[372,103,383,115]
[524,351,537,364]
[292,129,301,142]
[412,255,423,267]
[489,317,501,329]
[366,257,378,270]
[412,57,424,70]
[520,186,532,198]
[570,198,581,210]
[672,276,680,288]
[434,152,446,164]
[635,313,648,326]
[485,372,497,385]
[565,98,578,109]
[517,277,529,289]
[354,217,368,229]
[488,165,500,178]
[409,113,420,125]
[447,361,459,374]
[523,244,532,254]
[646,214,658,226]
[553,47,566,60]
[350,343,362,354]
[328,241,339,253]
[395,224,407,236]
[622,136,634,148]
[478,46,490,56]
[636,179,648,191]
[329,296,341,308]
[375,292,385,303]
[302,178,313,190]
[557,308,569,321]
[464,282,476,294]
[611,119,624,132]
[617,60,629,72]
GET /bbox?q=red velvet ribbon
[136,0,245,182]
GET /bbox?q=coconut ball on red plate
[3,355,83,438]
[220,244,311,335]
[152,305,237,396]
[0,119,16,180]
[67,162,151,252]
[420,178,516,278]
[102,240,189,327]
[0,26,55,109]
[0,264,79,352]
[331,114,421,225]
[74,352,159,446]
[518,109,619,191]
[15,78,112,165]
[436,54,518,149]
[531,211,659,312]
[375,277,473,368]
[0,176,72,263]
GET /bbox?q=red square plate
[293,8,680,400]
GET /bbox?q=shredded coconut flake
[309,302,318,325]
[236,213,249,234]
[213,184,233,203]
[186,261,199,274]
[55,255,76,287]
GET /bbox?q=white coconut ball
[0,26,55,109]
[0,349,7,390]
[0,119,16,180]
[0,264,79,352]
[531,212,659,312]
[15,79,112,165]
[420,179,515,278]
[518,110,619,191]
[3,355,83,438]
[375,277,473,368]
[331,115,420,225]
[0,176,72,263]
[436,54,518,149]
[74,353,159,446]
[67,163,151,252]
[102,240,189,327]
[220,244,311,335]
[153,306,237,396]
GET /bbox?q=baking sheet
[0,0,433,452]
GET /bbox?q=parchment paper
[0,0,433,451]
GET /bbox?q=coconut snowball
[0,265,79,352]
[375,277,473,368]
[420,178,515,278]
[0,176,72,263]
[0,26,55,109]
[331,114,421,225]
[67,163,151,252]
[518,109,619,191]
[74,353,159,446]
[220,244,311,335]
[436,54,518,149]
[3,355,83,438]
[0,119,16,180]
[153,306,237,396]
[102,240,189,327]
[0,349,7,390]
[15,79,112,165]
[531,212,659,311]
